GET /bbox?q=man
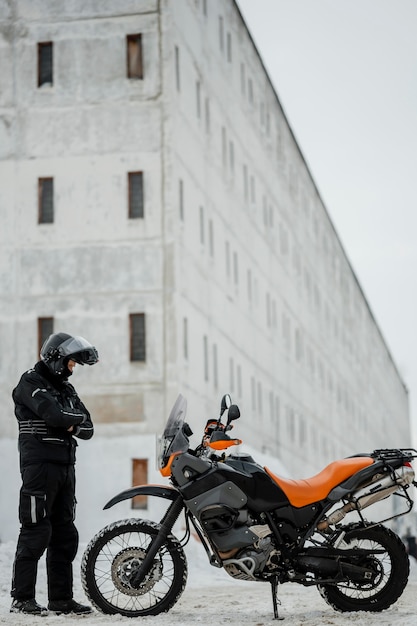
[10,332,99,616]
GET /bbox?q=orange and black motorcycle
[82,394,417,619]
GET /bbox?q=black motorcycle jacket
[13,361,94,467]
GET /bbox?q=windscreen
[157,394,189,470]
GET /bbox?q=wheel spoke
[335,537,390,599]
[317,524,409,612]
[82,519,187,616]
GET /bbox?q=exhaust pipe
[317,465,414,531]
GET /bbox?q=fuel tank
[176,452,290,512]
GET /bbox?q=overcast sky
[236,0,417,443]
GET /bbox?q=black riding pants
[11,462,78,601]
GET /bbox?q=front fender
[103,484,180,510]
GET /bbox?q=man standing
[10,332,99,616]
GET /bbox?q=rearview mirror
[220,394,232,417]
[226,404,240,427]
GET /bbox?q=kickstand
[270,577,284,620]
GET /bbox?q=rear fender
[103,484,180,509]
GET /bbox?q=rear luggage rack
[371,448,417,462]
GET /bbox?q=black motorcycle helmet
[40,332,99,376]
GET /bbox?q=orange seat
[265,457,374,508]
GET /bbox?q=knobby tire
[81,518,187,617]
[318,524,409,612]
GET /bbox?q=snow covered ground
[0,536,416,625]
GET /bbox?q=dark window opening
[38,42,53,87]
[38,178,54,223]
[132,459,148,509]
[179,179,184,220]
[175,46,180,91]
[128,172,144,218]
[127,34,143,79]
[38,317,54,357]
[130,313,146,362]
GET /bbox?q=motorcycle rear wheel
[81,518,187,617]
[318,524,409,612]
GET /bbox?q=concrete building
[0,0,410,541]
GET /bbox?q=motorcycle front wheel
[81,518,187,617]
[318,524,409,612]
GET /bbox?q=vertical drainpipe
[157,0,168,423]
[11,2,20,368]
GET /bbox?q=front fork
[130,495,185,589]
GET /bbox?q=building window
[196,81,201,118]
[175,45,180,91]
[295,328,303,361]
[38,178,54,224]
[131,459,148,509]
[229,357,234,392]
[38,317,53,357]
[213,343,218,388]
[130,313,146,362]
[199,206,205,244]
[287,407,296,441]
[227,32,232,62]
[221,126,227,168]
[225,241,231,277]
[248,78,254,104]
[183,317,188,359]
[233,251,239,285]
[208,219,214,257]
[243,164,248,201]
[128,172,144,218]
[275,396,281,428]
[266,292,271,327]
[251,377,256,410]
[203,335,209,382]
[263,195,268,227]
[279,223,289,256]
[219,16,224,52]
[237,364,242,398]
[272,299,277,328]
[247,269,252,302]
[38,42,53,87]
[257,381,263,415]
[127,34,143,79]
[250,175,256,204]
[269,391,274,422]
[179,179,184,220]
[229,140,234,173]
[299,416,307,447]
[204,97,210,133]
[240,63,246,96]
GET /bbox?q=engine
[222,525,281,581]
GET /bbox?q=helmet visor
[59,336,99,365]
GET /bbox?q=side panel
[180,462,289,511]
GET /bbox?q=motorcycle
[81,394,417,619]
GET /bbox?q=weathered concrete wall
[0,0,410,540]
[0,0,166,439]
[164,0,410,475]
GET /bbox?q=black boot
[48,599,93,614]
[11,598,49,616]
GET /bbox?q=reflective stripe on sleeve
[32,387,47,398]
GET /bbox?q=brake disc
[111,547,163,596]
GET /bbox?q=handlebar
[198,395,242,456]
